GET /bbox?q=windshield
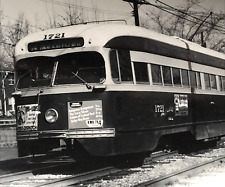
[16,52,106,89]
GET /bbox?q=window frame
[151,64,163,85]
[181,69,190,87]
[110,49,134,84]
[172,67,182,86]
[162,66,172,86]
[204,73,211,90]
[210,74,217,90]
[133,62,150,84]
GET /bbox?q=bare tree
[45,0,86,28]
[58,1,85,26]
[141,0,225,53]
[2,13,30,65]
[0,13,13,70]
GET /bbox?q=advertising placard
[17,104,39,131]
[68,100,103,128]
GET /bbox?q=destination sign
[28,37,84,52]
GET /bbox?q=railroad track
[136,154,225,186]
[0,160,76,186]
[38,151,179,186]
[0,151,177,186]
[1,146,224,186]
[0,160,121,186]
[0,150,74,175]
[69,147,225,186]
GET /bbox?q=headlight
[45,108,58,123]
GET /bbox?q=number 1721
[44,33,65,40]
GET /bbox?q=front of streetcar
[14,25,115,157]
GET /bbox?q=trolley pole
[123,0,148,26]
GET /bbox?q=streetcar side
[103,47,225,155]
[104,35,225,153]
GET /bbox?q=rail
[136,154,225,187]
[1,149,220,186]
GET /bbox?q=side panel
[78,90,225,156]
[15,90,225,156]
[192,94,225,139]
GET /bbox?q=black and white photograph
[0,0,225,186]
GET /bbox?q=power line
[153,0,225,32]
[0,14,43,30]
[122,0,225,33]
[140,0,225,34]
[188,12,213,41]
[142,3,202,26]
[41,0,131,17]
[1,1,131,31]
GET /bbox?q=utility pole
[123,0,149,26]
[133,1,139,26]
[1,72,8,117]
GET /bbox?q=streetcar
[14,23,225,164]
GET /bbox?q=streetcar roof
[15,23,225,60]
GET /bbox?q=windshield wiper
[71,71,92,90]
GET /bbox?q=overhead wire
[141,0,225,34]
[40,0,131,17]
[1,0,131,31]
[141,4,202,26]
[1,0,224,34]
[40,0,132,24]
[0,14,43,30]
[153,0,225,32]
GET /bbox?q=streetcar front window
[15,52,106,89]
[16,57,54,89]
[55,52,105,85]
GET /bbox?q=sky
[0,0,225,29]
[0,0,132,26]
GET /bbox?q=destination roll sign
[28,37,84,52]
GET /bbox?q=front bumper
[17,128,115,140]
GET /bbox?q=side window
[172,67,181,86]
[204,73,210,89]
[210,74,217,89]
[110,50,120,83]
[196,72,202,89]
[162,66,172,85]
[181,69,189,87]
[218,76,223,91]
[110,49,133,83]
[151,64,162,85]
[118,50,133,82]
[133,62,149,84]
[220,76,225,91]
[190,71,197,88]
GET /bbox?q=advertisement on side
[17,104,39,131]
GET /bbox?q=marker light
[45,108,58,123]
